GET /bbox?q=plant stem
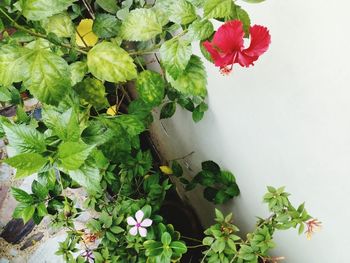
[0,7,88,54]
[181,235,203,243]
[187,244,206,249]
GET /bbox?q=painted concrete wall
[150,0,350,262]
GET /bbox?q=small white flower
[127,210,152,237]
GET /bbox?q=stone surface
[28,234,66,263]
[0,185,9,212]
[0,258,10,263]
[20,232,44,250]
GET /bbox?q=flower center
[136,223,141,228]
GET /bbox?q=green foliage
[120,8,162,41]
[0,2,317,263]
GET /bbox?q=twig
[81,0,95,19]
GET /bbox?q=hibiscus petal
[141,219,152,227]
[235,52,258,67]
[212,20,244,53]
[127,216,137,226]
[138,227,147,237]
[203,41,235,68]
[243,25,271,57]
[135,210,144,223]
[129,226,138,236]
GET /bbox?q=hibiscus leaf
[0,44,30,87]
[68,162,102,194]
[93,13,121,38]
[230,5,251,37]
[168,55,207,98]
[203,0,233,19]
[87,42,137,83]
[23,49,71,105]
[96,0,119,13]
[3,123,46,154]
[58,141,94,170]
[242,0,266,3]
[73,77,109,110]
[41,12,74,38]
[136,70,165,106]
[4,153,48,178]
[20,0,75,21]
[187,19,214,41]
[168,0,197,25]
[120,8,162,41]
[70,61,88,86]
[160,39,192,80]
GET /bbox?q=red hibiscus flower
[203,20,271,75]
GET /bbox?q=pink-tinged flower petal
[127,216,137,226]
[235,52,258,67]
[212,20,244,53]
[138,227,147,237]
[135,210,144,223]
[203,41,221,62]
[243,25,271,57]
[203,41,236,68]
[129,226,138,236]
[141,218,152,227]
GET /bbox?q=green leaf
[3,124,46,153]
[160,102,176,119]
[230,6,251,37]
[0,44,29,87]
[70,61,88,86]
[144,240,163,257]
[31,180,48,200]
[168,0,197,25]
[96,0,119,13]
[23,49,71,105]
[4,153,47,178]
[93,13,121,38]
[202,236,214,246]
[68,163,102,194]
[136,70,165,106]
[22,205,35,223]
[36,202,48,217]
[58,141,94,170]
[20,0,74,21]
[168,55,207,97]
[203,0,233,19]
[160,39,192,79]
[11,187,33,203]
[74,77,109,110]
[187,19,214,41]
[41,12,74,38]
[171,161,183,177]
[42,107,80,141]
[0,86,12,102]
[110,226,124,234]
[0,18,4,32]
[202,160,220,174]
[100,211,113,228]
[113,115,145,137]
[161,232,172,245]
[170,241,187,255]
[87,42,137,83]
[121,8,162,41]
[192,106,204,122]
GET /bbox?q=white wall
[150,0,350,262]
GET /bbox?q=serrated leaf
[70,61,88,86]
[160,39,192,79]
[36,202,48,217]
[3,124,46,153]
[192,106,204,122]
[42,12,74,38]
[93,13,121,38]
[68,163,101,194]
[121,8,162,41]
[0,44,30,87]
[11,187,33,203]
[87,42,137,83]
[23,49,71,105]
[160,102,176,119]
[136,70,165,106]
[96,0,118,13]
[168,55,207,97]
[5,153,47,178]
[113,115,145,137]
[187,19,214,41]
[42,107,80,141]
[230,6,251,37]
[74,77,109,110]
[31,180,48,200]
[203,0,233,19]
[58,141,94,170]
[20,0,75,21]
[22,205,35,223]
[168,0,197,25]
